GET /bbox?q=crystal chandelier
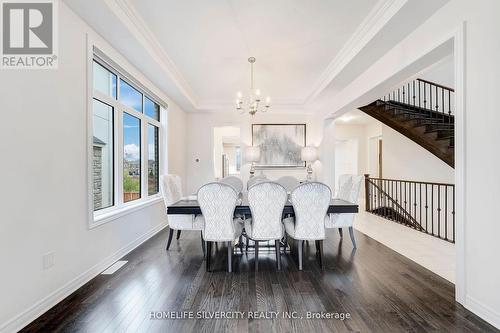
[236,57,270,115]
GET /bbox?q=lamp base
[306,164,313,181]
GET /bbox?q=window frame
[88,54,164,228]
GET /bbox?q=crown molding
[105,0,199,108]
[303,0,408,105]
[104,0,406,112]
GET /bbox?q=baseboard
[466,295,500,329]
[0,223,167,333]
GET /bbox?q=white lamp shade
[301,146,318,162]
[244,146,261,162]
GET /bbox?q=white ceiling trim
[105,0,199,108]
[103,0,407,113]
[303,0,408,105]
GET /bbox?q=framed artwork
[252,124,306,168]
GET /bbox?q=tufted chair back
[160,174,183,207]
[290,182,331,240]
[276,176,300,193]
[197,182,239,241]
[247,173,268,189]
[220,176,244,194]
[336,174,363,204]
[248,182,288,240]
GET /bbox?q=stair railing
[365,174,455,243]
[382,78,455,124]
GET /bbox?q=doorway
[213,126,241,179]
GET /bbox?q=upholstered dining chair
[219,176,244,194]
[160,175,205,254]
[245,182,288,271]
[247,173,268,190]
[276,176,300,193]
[325,174,363,248]
[197,182,244,272]
[283,182,332,270]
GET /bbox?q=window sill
[90,196,163,229]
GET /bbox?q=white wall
[327,0,500,327]
[167,103,188,184]
[185,112,324,194]
[0,3,187,332]
[335,124,370,177]
[382,125,454,183]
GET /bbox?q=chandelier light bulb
[235,57,270,115]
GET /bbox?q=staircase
[359,78,455,168]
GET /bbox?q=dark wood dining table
[167,196,359,215]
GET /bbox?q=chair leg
[275,240,281,271]
[315,240,320,254]
[166,228,174,250]
[201,232,206,259]
[227,241,233,272]
[318,240,324,269]
[176,230,181,239]
[349,227,357,249]
[338,228,343,238]
[298,240,303,271]
[239,235,244,254]
[246,236,249,252]
[255,241,259,271]
[206,241,212,272]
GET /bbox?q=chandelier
[236,57,270,115]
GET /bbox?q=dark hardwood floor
[21,228,497,333]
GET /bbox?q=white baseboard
[466,295,500,330]
[0,223,167,333]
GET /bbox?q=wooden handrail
[417,78,455,92]
[367,177,454,187]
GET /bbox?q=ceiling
[128,0,377,107]
[65,0,449,114]
[334,109,378,125]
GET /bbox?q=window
[91,56,164,217]
[120,79,142,113]
[145,97,160,121]
[92,99,114,210]
[148,124,159,195]
[123,113,141,202]
[93,61,117,98]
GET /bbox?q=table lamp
[244,146,261,178]
[301,146,318,181]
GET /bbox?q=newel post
[364,174,370,212]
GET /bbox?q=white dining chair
[276,176,300,193]
[197,182,244,272]
[219,176,244,194]
[160,175,205,254]
[246,173,268,190]
[325,174,363,248]
[283,182,331,270]
[245,182,288,271]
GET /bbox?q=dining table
[167,195,359,215]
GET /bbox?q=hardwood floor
[21,228,497,333]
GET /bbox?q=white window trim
[87,40,166,229]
